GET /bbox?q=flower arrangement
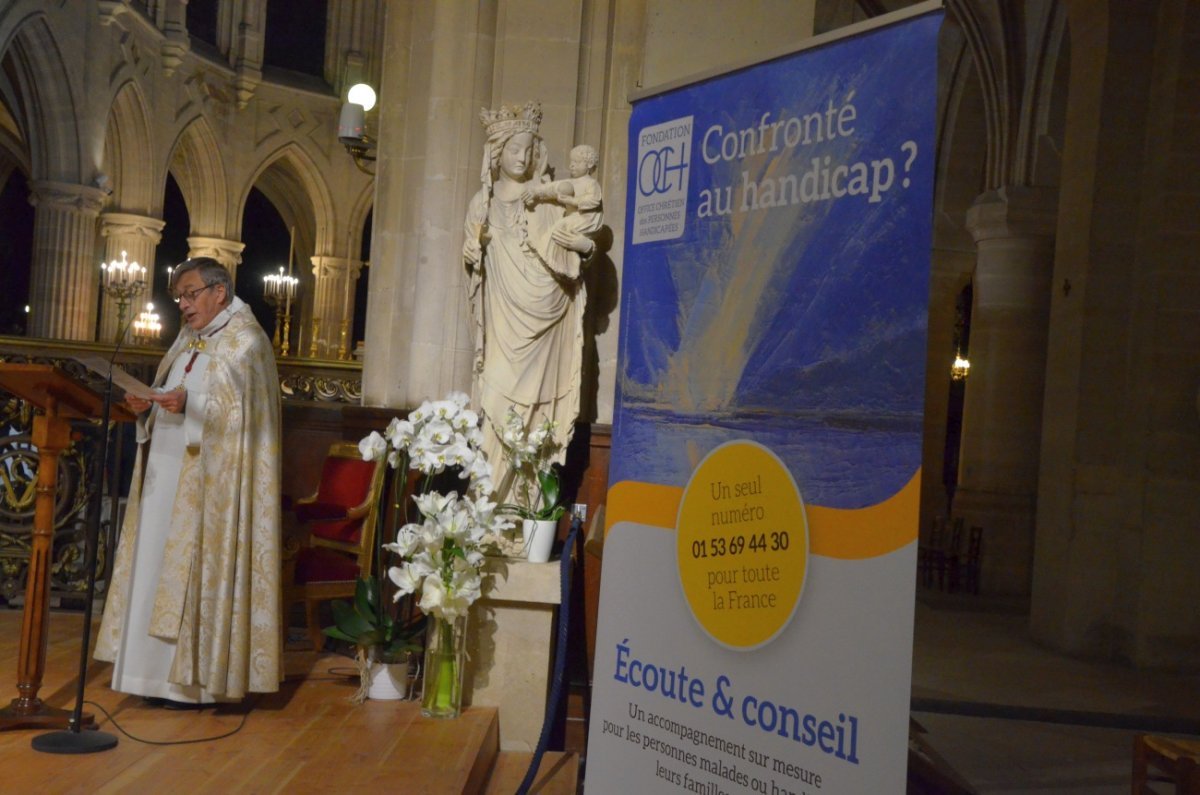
[497,406,564,522]
[329,391,511,712]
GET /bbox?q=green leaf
[537,469,560,514]
[358,628,386,648]
[323,626,358,642]
[355,576,379,615]
[330,598,376,639]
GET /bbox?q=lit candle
[286,227,295,279]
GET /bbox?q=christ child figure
[530,144,602,278]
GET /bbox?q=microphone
[67,316,133,732]
[107,313,137,397]
[33,317,137,753]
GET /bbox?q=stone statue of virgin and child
[463,101,603,502]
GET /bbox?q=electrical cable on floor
[83,698,254,746]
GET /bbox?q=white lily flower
[387,564,422,597]
[386,417,415,449]
[358,431,387,461]
[383,522,423,557]
[409,401,432,425]
[362,392,508,625]
[445,437,475,467]
[452,408,479,431]
[415,490,456,518]
[429,398,458,420]
[422,418,454,445]
[418,576,448,615]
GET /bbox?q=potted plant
[324,575,422,701]
[497,407,565,562]
[342,392,511,715]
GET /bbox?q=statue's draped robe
[465,188,587,497]
[96,298,282,700]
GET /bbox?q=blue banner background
[614,13,941,510]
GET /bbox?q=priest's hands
[145,390,187,414]
[125,395,152,414]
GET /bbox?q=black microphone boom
[30,318,138,753]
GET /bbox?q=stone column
[26,180,108,341]
[158,0,190,76]
[98,213,166,342]
[230,0,266,108]
[361,2,491,406]
[954,185,1057,595]
[187,236,245,280]
[310,255,362,359]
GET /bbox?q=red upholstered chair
[283,441,385,651]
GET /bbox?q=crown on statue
[480,101,542,137]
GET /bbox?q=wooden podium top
[0,363,136,422]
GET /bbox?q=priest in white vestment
[96,257,282,704]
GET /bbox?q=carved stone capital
[310,256,363,279]
[96,0,131,26]
[28,180,108,216]
[965,186,1059,243]
[234,68,262,110]
[187,236,245,271]
[100,212,166,244]
[161,37,190,78]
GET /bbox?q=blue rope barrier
[516,511,583,795]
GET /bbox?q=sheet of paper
[74,355,157,400]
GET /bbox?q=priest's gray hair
[172,257,234,304]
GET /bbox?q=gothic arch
[945,0,1069,190]
[0,67,29,180]
[934,16,988,255]
[167,116,230,237]
[347,180,375,261]
[0,122,29,187]
[0,10,82,182]
[1027,7,1069,188]
[239,142,335,262]
[103,80,159,216]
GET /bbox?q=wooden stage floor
[0,608,509,794]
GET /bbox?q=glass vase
[421,614,466,718]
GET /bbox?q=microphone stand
[31,320,136,754]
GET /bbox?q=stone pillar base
[465,556,561,752]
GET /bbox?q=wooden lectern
[0,364,133,731]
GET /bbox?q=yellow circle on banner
[676,440,808,650]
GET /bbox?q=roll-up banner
[587,5,944,793]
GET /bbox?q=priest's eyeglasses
[173,284,216,304]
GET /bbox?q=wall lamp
[339,83,377,175]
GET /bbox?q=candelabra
[131,303,162,345]
[100,250,147,342]
[309,318,321,358]
[950,351,971,381]
[337,317,352,361]
[263,266,299,357]
[951,297,971,381]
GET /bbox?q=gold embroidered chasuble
[96,301,282,698]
